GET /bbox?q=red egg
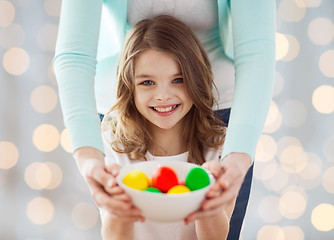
[152,166,178,193]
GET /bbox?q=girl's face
[134,49,193,132]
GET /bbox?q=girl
[100,15,237,240]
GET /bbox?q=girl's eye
[173,78,183,83]
[140,80,154,86]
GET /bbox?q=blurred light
[263,166,289,192]
[259,195,282,223]
[323,135,334,162]
[255,135,277,162]
[312,85,334,114]
[277,136,302,157]
[278,0,305,22]
[71,202,99,230]
[311,203,334,231]
[282,34,300,61]
[44,162,63,190]
[3,47,30,75]
[36,24,58,52]
[44,0,61,17]
[273,71,284,97]
[319,50,334,78]
[257,225,284,240]
[281,100,307,128]
[322,167,334,194]
[26,197,54,225]
[282,226,304,240]
[0,0,15,27]
[0,141,19,169]
[25,162,51,189]
[297,152,322,190]
[263,101,282,133]
[296,0,321,7]
[0,23,25,49]
[280,145,307,173]
[279,187,307,219]
[308,18,334,45]
[276,33,289,61]
[254,159,278,181]
[60,128,72,153]
[32,124,60,152]
[30,86,58,113]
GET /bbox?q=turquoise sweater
[54,0,276,160]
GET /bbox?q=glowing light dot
[263,166,289,192]
[280,145,307,173]
[257,225,284,240]
[259,196,282,223]
[44,0,61,17]
[263,101,282,133]
[282,226,304,240]
[311,203,334,231]
[3,47,30,75]
[281,100,307,127]
[322,167,334,194]
[25,162,51,190]
[279,189,307,219]
[254,159,278,181]
[295,0,322,7]
[0,141,19,169]
[256,135,277,162]
[71,202,99,230]
[30,86,58,113]
[276,33,289,61]
[319,50,334,78]
[282,34,300,61]
[308,18,334,45]
[297,153,322,190]
[279,0,305,22]
[312,85,334,114]
[37,24,58,52]
[32,124,60,152]
[44,162,63,190]
[0,1,15,27]
[273,71,284,97]
[26,197,54,225]
[277,136,302,156]
[60,128,72,153]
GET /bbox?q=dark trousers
[100,109,253,239]
[215,109,254,240]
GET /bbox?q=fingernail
[107,179,114,187]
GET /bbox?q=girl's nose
[155,86,173,101]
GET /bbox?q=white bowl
[116,160,215,222]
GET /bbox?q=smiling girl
[101,15,235,240]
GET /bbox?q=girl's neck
[149,125,187,156]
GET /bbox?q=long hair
[102,15,225,164]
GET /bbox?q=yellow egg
[167,185,191,194]
[123,170,149,190]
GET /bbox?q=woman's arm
[53,0,104,153]
[221,0,276,160]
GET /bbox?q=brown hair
[103,15,225,164]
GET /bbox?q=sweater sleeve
[221,0,276,160]
[53,0,104,153]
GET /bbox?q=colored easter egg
[145,187,162,193]
[123,170,149,190]
[148,178,153,187]
[152,166,178,193]
[185,167,210,191]
[167,185,191,194]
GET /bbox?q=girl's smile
[134,49,193,131]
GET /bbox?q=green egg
[145,187,162,193]
[185,167,210,191]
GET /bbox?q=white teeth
[153,105,177,113]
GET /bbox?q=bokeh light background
[0,0,333,239]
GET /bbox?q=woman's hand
[185,153,251,222]
[73,147,144,222]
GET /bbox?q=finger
[87,164,117,189]
[106,163,121,176]
[108,186,125,195]
[202,190,235,210]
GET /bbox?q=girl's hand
[74,147,144,222]
[185,153,251,223]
